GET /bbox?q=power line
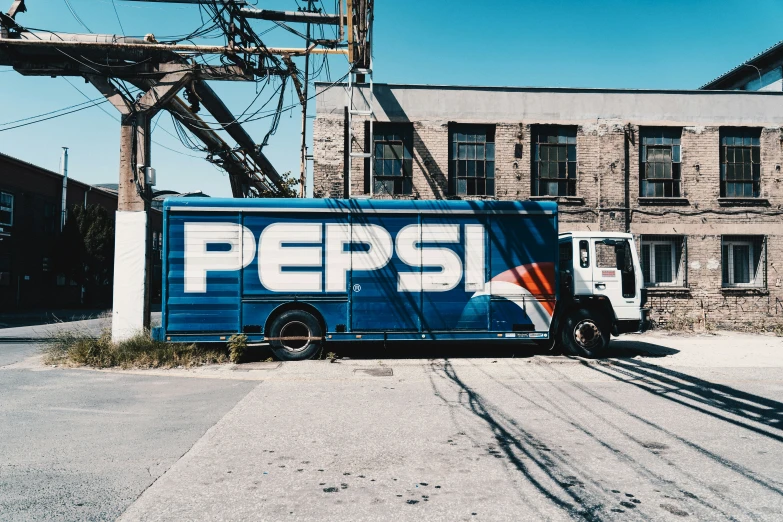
[0,97,106,126]
[0,101,108,132]
[110,0,127,36]
[63,0,93,33]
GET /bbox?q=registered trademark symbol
[352,284,361,292]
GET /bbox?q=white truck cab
[548,232,650,357]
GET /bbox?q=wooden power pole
[0,0,373,340]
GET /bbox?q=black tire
[560,308,610,358]
[268,310,323,361]
[534,335,560,354]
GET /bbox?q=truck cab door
[591,238,640,320]
[572,239,593,295]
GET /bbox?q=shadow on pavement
[312,340,546,361]
[592,358,783,443]
[603,339,680,359]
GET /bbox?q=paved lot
[2,328,783,521]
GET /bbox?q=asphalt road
[1,327,782,521]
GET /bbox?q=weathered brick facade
[313,84,783,329]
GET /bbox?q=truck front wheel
[561,309,609,358]
[268,310,323,361]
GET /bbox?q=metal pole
[60,147,68,231]
[300,1,313,198]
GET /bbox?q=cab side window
[579,240,590,268]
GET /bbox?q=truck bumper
[614,309,652,335]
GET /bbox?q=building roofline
[315,81,783,96]
[700,39,783,90]
[0,151,118,198]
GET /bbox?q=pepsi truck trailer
[153,198,649,360]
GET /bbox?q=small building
[0,152,163,311]
[312,83,783,329]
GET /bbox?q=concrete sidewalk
[117,333,783,522]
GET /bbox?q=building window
[44,202,56,235]
[720,128,761,198]
[0,253,9,286]
[640,235,685,287]
[450,124,495,197]
[0,191,13,226]
[722,236,765,288]
[640,128,682,198]
[371,123,413,196]
[532,125,577,197]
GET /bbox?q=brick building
[313,83,783,329]
[0,152,163,311]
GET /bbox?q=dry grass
[42,329,228,369]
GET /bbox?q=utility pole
[60,147,68,231]
[0,0,374,340]
[300,0,315,198]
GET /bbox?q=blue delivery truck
[154,198,648,359]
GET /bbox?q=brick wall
[313,115,783,328]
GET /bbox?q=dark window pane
[403,159,413,177]
[486,178,494,195]
[567,162,576,179]
[458,161,467,177]
[467,161,476,177]
[752,147,760,164]
[641,244,651,283]
[391,159,402,176]
[486,143,495,161]
[476,161,485,178]
[567,145,576,162]
[487,161,494,178]
[733,245,751,283]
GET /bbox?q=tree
[52,204,115,305]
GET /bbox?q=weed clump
[227,334,248,363]
[43,330,228,369]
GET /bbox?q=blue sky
[2,0,783,197]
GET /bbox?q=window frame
[640,237,685,287]
[720,128,761,198]
[639,128,682,198]
[0,191,14,227]
[531,125,578,197]
[449,123,496,197]
[722,237,765,288]
[370,122,414,197]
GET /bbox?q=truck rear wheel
[268,310,323,361]
[561,308,609,358]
